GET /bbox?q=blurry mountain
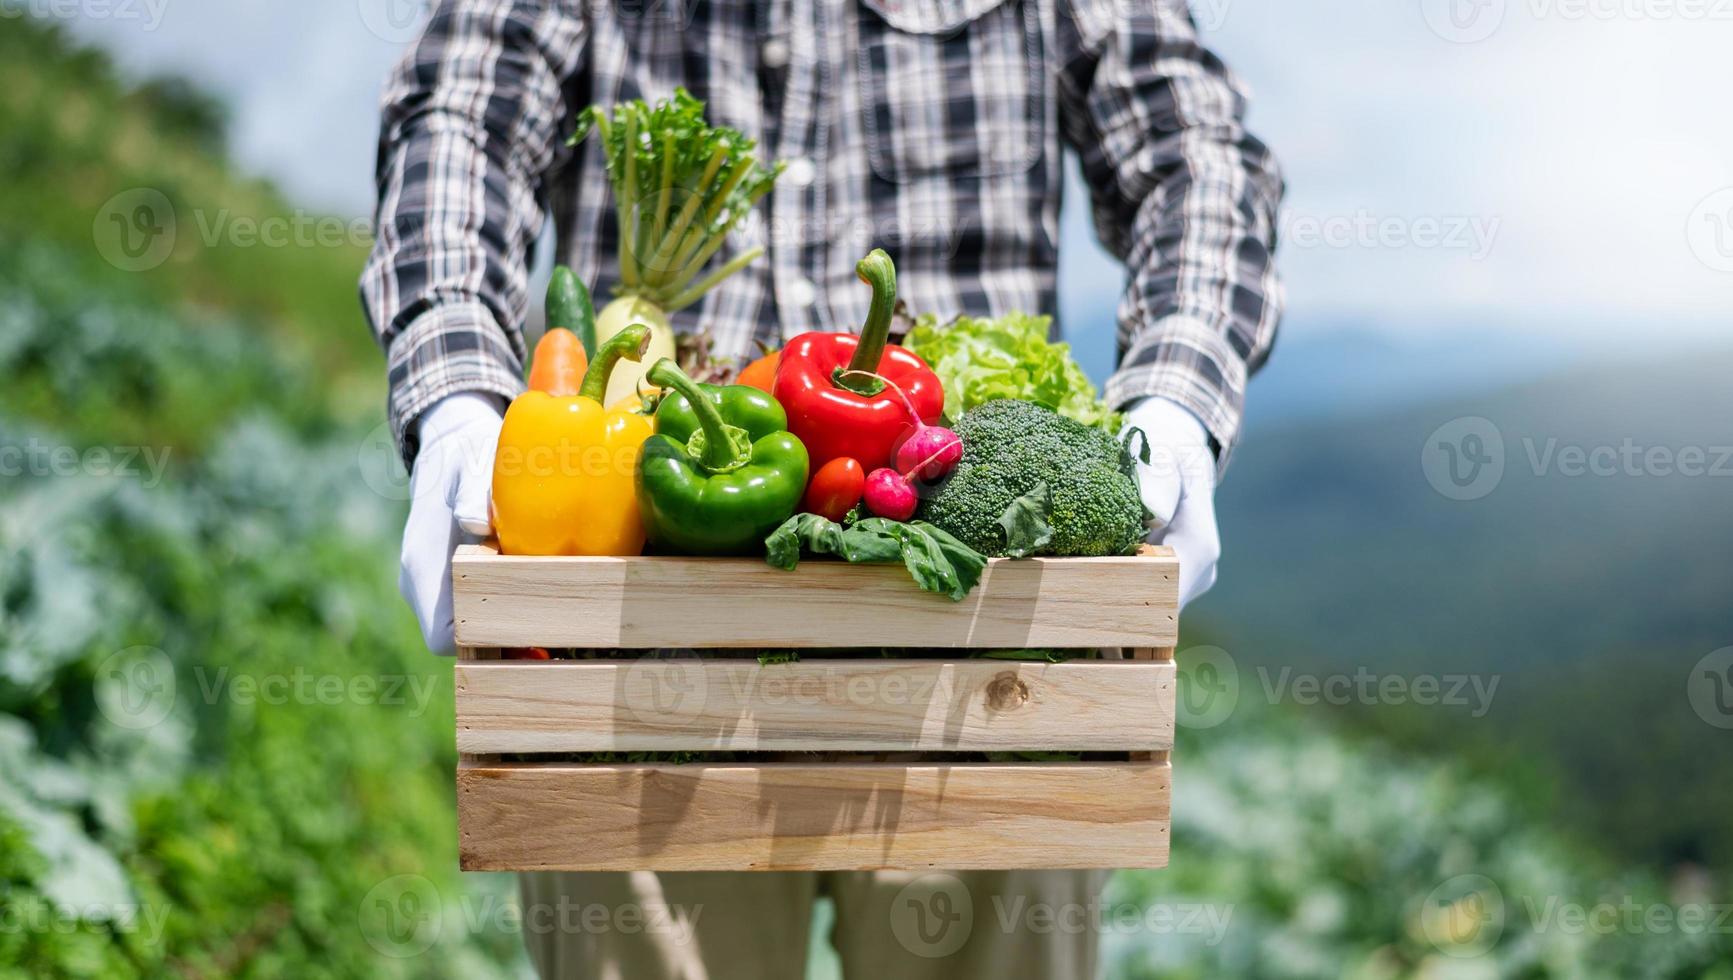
[1243,321,1590,428]
[1194,345,1733,867]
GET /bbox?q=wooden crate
[451,542,1178,872]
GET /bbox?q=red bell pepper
[772,249,944,471]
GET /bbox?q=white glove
[1123,397,1220,610]
[399,392,502,653]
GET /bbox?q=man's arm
[360,0,588,465]
[1056,0,1283,473]
[361,1,586,652]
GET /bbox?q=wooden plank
[452,543,1177,649]
[458,761,1169,872]
[1125,647,1176,764]
[454,647,500,765]
[455,659,1176,753]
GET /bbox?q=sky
[56,0,1733,374]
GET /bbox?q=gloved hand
[399,392,502,653]
[1123,397,1220,610]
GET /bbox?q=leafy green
[903,311,1122,432]
[996,481,1054,558]
[765,515,988,601]
[572,89,782,311]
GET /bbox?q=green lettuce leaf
[764,515,987,601]
[903,312,1122,432]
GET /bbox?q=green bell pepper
[653,373,789,444]
[636,358,810,555]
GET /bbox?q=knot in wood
[985,671,1030,711]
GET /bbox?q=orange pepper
[525,327,588,396]
[492,323,655,556]
[737,346,779,392]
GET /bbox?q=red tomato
[802,457,866,523]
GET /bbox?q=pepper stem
[578,321,652,402]
[835,369,924,423]
[646,358,751,471]
[835,249,896,395]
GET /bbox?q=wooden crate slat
[452,544,1177,649]
[458,761,1170,872]
[455,659,1175,754]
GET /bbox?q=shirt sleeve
[1056,0,1284,473]
[360,1,588,466]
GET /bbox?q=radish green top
[571,89,783,312]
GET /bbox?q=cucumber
[545,265,597,357]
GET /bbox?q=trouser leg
[518,871,817,980]
[826,869,1109,980]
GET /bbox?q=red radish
[837,369,964,483]
[896,424,963,482]
[863,467,918,520]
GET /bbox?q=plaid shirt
[361,0,1283,471]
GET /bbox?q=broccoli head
[914,398,1147,558]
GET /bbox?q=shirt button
[783,156,816,188]
[762,39,790,68]
[786,277,817,309]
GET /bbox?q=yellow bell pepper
[491,323,655,556]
